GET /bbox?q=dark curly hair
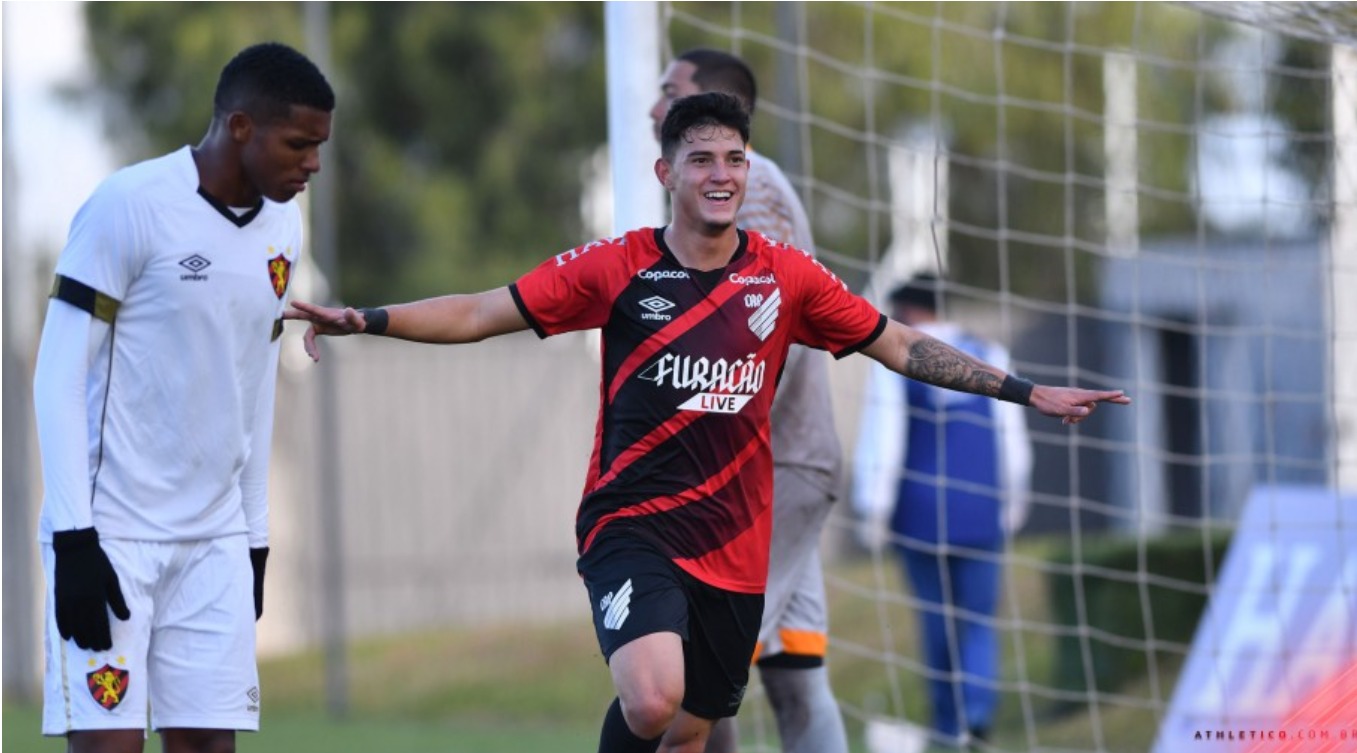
[659,91,751,163]
[214,42,335,124]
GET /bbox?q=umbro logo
[179,254,211,282]
[639,296,675,322]
[639,296,674,313]
[600,579,633,631]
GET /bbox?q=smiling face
[656,122,748,236]
[234,104,332,204]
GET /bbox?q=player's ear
[227,111,254,145]
[655,157,674,190]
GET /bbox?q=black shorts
[578,535,764,720]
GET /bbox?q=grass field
[4,549,1176,752]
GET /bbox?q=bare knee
[621,689,683,739]
[659,712,719,753]
[159,728,235,753]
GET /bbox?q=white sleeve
[35,175,148,538]
[33,301,111,533]
[238,342,279,548]
[852,361,905,520]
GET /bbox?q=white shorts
[42,534,260,735]
[758,465,836,660]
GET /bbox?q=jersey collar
[196,187,264,228]
[652,227,749,270]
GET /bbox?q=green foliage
[1044,530,1232,713]
[82,2,606,302]
[666,3,1257,304]
[80,3,1332,307]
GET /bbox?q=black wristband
[998,375,1035,406]
[359,307,389,336]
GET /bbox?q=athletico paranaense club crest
[87,664,129,711]
[268,252,292,299]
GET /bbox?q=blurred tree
[82,3,1329,305]
[666,3,1254,303]
[82,2,606,301]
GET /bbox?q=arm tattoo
[904,336,1003,397]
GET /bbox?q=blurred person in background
[852,274,1034,749]
[648,48,849,753]
[285,92,1125,753]
[32,42,333,753]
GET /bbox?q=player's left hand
[1030,386,1131,425]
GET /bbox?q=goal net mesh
[660,3,1356,751]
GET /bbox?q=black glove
[250,547,269,620]
[53,528,130,651]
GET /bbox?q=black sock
[598,697,662,753]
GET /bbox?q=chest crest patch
[267,249,292,299]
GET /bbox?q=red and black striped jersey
[510,228,885,593]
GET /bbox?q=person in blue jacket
[853,274,1034,747]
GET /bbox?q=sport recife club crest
[87,664,129,711]
[268,250,292,299]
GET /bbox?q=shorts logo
[87,664,129,711]
[728,683,748,709]
[179,254,211,282]
[639,296,675,322]
[267,249,292,299]
[600,579,633,631]
[247,685,261,713]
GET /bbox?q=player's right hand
[283,300,369,362]
[52,527,130,651]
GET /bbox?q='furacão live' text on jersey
[511,228,884,593]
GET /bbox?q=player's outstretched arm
[283,286,529,362]
[861,319,1130,424]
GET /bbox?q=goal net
[657,3,1357,752]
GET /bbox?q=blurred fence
[0,319,871,698]
[245,328,605,654]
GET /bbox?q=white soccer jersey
[36,146,299,545]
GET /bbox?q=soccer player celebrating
[649,48,850,753]
[285,92,1129,753]
[33,43,333,753]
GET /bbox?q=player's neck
[192,140,261,209]
[664,223,740,272]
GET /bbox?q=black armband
[359,307,389,336]
[51,275,120,323]
[998,375,1035,406]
